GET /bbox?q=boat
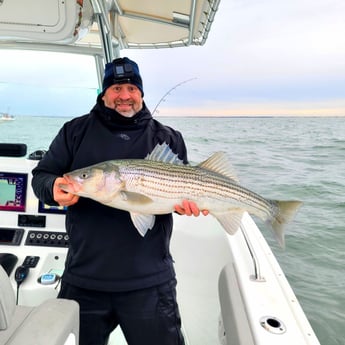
[0,113,15,122]
[0,1,321,344]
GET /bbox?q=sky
[1,0,345,117]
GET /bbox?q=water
[1,115,344,345]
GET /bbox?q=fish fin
[120,191,154,205]
[130,213,156,236]
[121,191,156,236]
[198,152,239,183]
[145,142,185,165]
[213,210,245,235]
[269,200,302,249]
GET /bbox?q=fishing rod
[152,77,197,115]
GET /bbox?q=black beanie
[102,57,144,96]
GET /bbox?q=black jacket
[32,97,188,291]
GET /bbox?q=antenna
[152,77,197,115]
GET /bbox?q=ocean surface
[1,115,344,345]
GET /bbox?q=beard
[114,101,137,117]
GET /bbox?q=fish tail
[269,200,302,249]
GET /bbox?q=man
[32,57,207,345]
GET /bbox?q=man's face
[102,83,143,117]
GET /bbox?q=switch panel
[25,231,69,248]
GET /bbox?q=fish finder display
[0,172,28,212]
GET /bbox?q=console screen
[0,172,28,212]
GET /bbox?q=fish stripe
[116,161,274,220]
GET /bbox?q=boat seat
[0,266,79,345]
[0,253,18,276]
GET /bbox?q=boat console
[0,144,68,306]
[0,143,128,344]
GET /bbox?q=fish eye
[79,172,89,179]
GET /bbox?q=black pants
[58,278,185,345]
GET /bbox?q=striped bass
[59,143,302,247]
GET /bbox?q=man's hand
[174,200,209,217]
[53,177,79,207]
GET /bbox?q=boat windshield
[0,49,99,153]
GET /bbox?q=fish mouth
[58,183,70,192]
[59,174,81,193]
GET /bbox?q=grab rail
[240,223,265,282]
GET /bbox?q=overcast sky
[1,0,345,117]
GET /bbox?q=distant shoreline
[11,114,345,119]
